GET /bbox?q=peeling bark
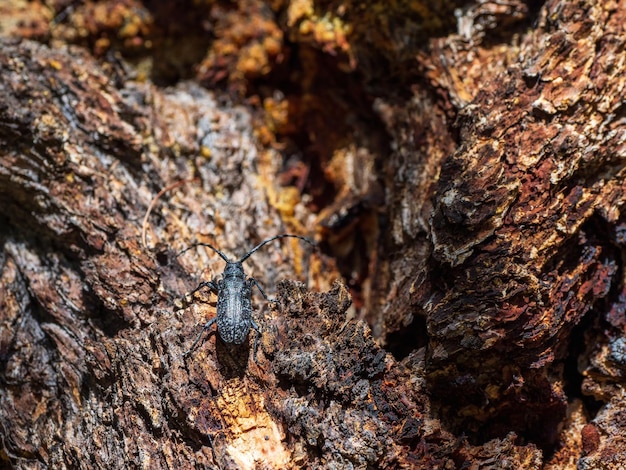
[2,0,626,469]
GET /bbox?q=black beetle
[178,234,316,361]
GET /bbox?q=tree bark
[1,0,625,469]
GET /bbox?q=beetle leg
[249,277,279,308]
[179,280,218,308]
[249,277,269,300]
[188,280,218,298]
[183,317,217,358]
[251,319,262,363]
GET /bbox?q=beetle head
[223,261,245,279]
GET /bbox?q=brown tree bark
[1,0,625,469]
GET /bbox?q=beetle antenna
[238,234,316,263]
[177,243,232,263]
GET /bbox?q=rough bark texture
[1,0,626,469]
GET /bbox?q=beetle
[178,234,316,361]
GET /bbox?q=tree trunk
[1,1,625,469]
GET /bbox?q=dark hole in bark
[386,315,428,361]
